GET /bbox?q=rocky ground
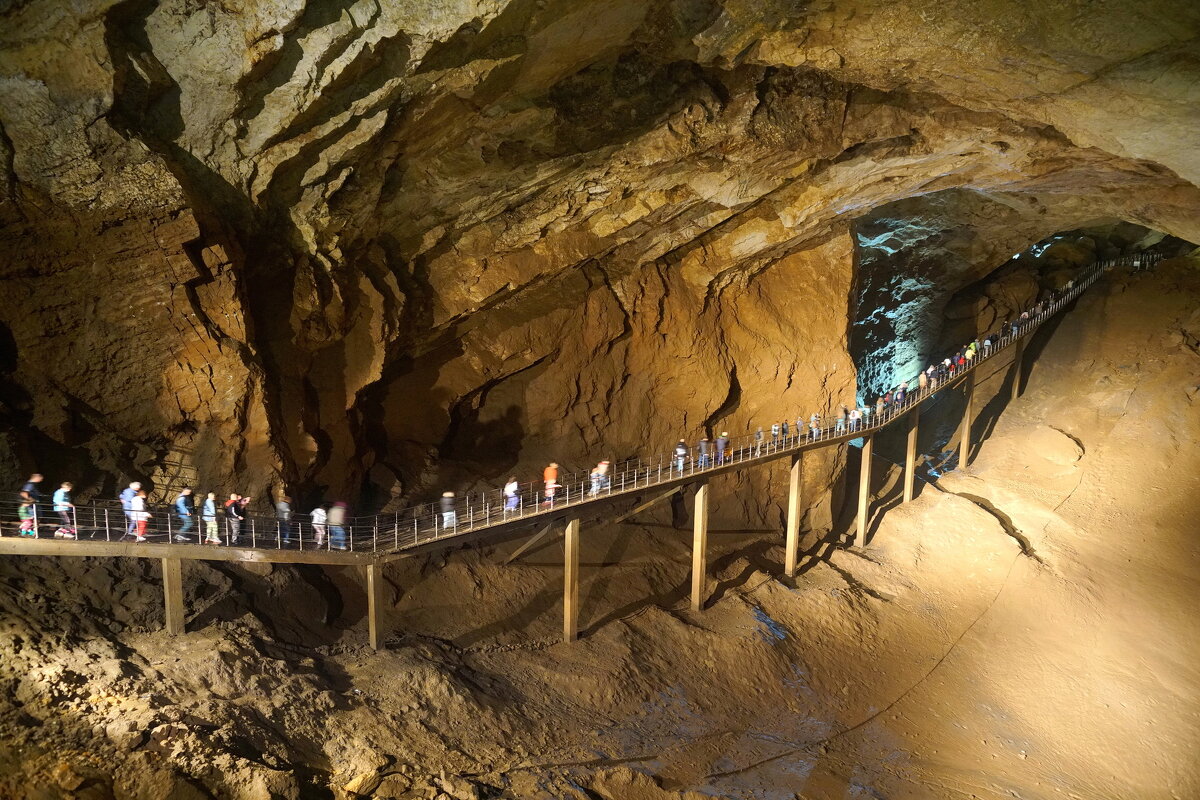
[0,258,1195,798]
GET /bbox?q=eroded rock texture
[1,0,1198,513]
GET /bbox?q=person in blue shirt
[201,492,220,544]
[174,488,194,541]
[52,481,75,537]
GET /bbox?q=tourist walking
[770,423,780,448]
[52,481,76,538]
[277,495,293,545]
[174,488,194,541]
[309,503,327,547]
[17,499,35,536]
[894,382,908,407]
[328,502,347,550]
[131,490,150,542]
[440,492,457,529]
[698,437,711,468]
[809,413,820,440]
[20,474,43,535]
[590,461,611,496]
[754,426,764,456]
[781,420,790,442]
[225,493,243,544]
[20,473,42,504]
[543,463,559,505]
[120,482,140,537]
[675,439,689,473]
[504,478,520,513]
[848,407,861,431]
[836,407,846,434]
[203,492,220,544]
[715,432,730,464]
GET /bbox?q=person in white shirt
[310,504,328,547]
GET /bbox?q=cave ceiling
[0,0,1197,503]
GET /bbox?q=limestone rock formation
[1,0,1198,511]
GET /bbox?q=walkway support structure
[366,563,385,650]
[960,373,975,468]
[1011,337,1027,400]
[162,557,184,635]
[903,409,919,504]
[563,518,580,643]
[856,435,873,548]
[691,482,710,612]
[784,455,803,577]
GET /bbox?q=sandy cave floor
[1,260,1197,800]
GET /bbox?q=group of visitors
[11,476,353,550]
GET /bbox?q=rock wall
[1,0,1198,514]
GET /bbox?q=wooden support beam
[162,557,184,636]
[855,435,873,548]
[903,410,919,504]
[960,374,975,468]
[366,563,385,650]
[611,486,680,526]
[503,522,557,565]
[563,518,580,643]
[690,482,710,612]
[1011,337,1026,400]
[784,455,803,578]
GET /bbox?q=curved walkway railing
[2,253,1155,557]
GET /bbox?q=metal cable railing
[2,252,1157,555]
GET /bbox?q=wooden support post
[366,563,385,650]
[690,482,710,612]
[1011,337,1026,400]
[855,435,873,548]
[960,374,975,468]
[903,410,919,504]
[563,518,580,643]
[162,557,184,636]
[784,455,803,578]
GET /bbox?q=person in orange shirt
[543,462,559,505]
